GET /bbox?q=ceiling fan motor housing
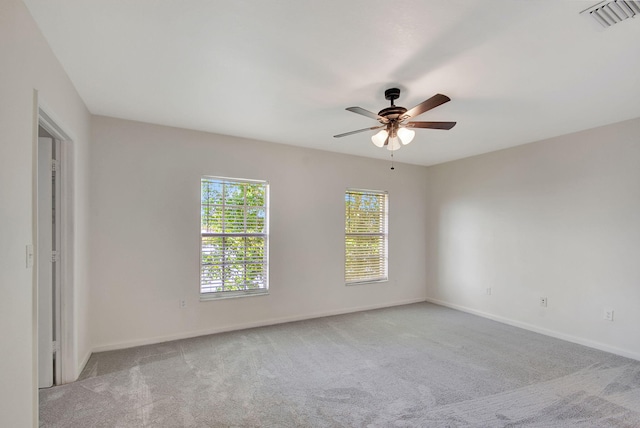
[378,106,407,122]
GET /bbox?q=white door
[38,137,54,388]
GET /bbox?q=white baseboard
[91,297,426,354]
[424,297,640,362]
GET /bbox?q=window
[200,177,269,298]
[345,189,388,284]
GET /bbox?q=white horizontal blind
[201,177,268,295]
[345,189,388,284]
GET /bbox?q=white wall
[426,117,640,359]
[89,116,429,350]
[0,0,92,426]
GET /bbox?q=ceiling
[23,0,640,166]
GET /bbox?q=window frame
[344,188,389,285]
[200,176,269,300]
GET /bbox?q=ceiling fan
[334,88,456,151]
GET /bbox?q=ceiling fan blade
[401,94,451,120]
[333,125,384,138]
[406,121,457,130]
[346,107,386,122]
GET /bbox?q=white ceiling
[24,0,640,166]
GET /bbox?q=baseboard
[424,297,640,362]
[91,297,426,353]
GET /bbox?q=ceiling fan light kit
[334,87,456,153]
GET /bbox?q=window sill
[345,279,389,286]
[200,289,269,301]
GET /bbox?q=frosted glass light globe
[397,127,415,145]
[387,136,401,151]
[371,129,388,147]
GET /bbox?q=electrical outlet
[180,299,187,309]
[603,308,614,321]
[486,288,492,295]
[540,297,548,307]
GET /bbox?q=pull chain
[390,151,395,170]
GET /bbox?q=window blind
[200,177,268,296]
[345,189,388,284]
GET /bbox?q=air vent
[582,1,640,28]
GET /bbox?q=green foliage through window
[201,177,268,295]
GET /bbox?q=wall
[89,116,429,350]
[0,0,92,425]
[426,117,640,359]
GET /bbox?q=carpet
[39,302,640,427]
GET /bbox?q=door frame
[35,98,77,385]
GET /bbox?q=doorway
[36,104,75,387]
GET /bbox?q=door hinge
[51,159,60,172]
[52,341,59,354]
[51,250,59,263]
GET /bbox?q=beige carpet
[40,303,640,427]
